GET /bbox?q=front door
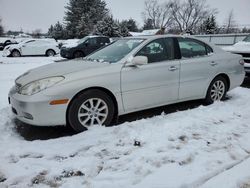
[121,38,180,112]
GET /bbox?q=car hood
[15,59,112,86]
[7,43,21,50]
[223,41,250,53]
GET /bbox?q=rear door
[121,37,180,112]
[177,37,217,100]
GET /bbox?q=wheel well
[11,49,21,55]
[215,73,230,91]
[66,87,118,125]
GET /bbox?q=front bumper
[60,49,73,59]
[8,86,68,126]
[2,49,11,57]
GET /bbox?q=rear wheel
[205,76,228,104]
[46,49,56,57]
[67,90,115,132]
[11,50,21,57]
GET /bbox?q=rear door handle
[210,61,218,66]
[168,66,178,71]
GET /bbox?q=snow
[0,52,250,187]
[222,41,250,53]
[58,39,79,48]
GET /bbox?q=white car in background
[223,35,250,75]
[3,39,60,57]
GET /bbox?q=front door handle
[168,66,178,71]
[210,61,218,66]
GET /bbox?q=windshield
[243,35,250,42]
[78,36,89,44]
[85,38,145,63]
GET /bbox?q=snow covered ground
[0,52,250,188]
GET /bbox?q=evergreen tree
[143,19,154,30]
[119,21,130,37]
[53,22,65,40]
[64,0,108,38]
[120,19,139,32]
[0,18,4,36]
[47,22,65,40]
[48,25,54,37]
[201,15,217,34]
[95,16,121,37]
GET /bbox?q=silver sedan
[9,35,245,132]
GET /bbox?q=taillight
[239,59,245,65]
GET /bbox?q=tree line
[1,0,250,38]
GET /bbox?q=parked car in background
[223,34,250,75]
[9,35,245,132]
[3,39,59,57]
[60,36,110,59]
[0,38,17,51]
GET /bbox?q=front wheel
[205,76,228,104]
[67,90,115,132]
[11,50,21,57]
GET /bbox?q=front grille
[245,59,250,64]
[236,53,250,58]
[235,53,250,64]
[15,83,22,93]
[12,107,17,115]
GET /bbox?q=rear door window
[178,38,208,58]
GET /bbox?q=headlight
[20,76,64,95]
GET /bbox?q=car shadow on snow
[14,99,204,141]
[241,76,250,89]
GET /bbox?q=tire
[46,49,56,57]
[73,51,84,58]
[205,76,228,104]
[67,89,115,132]
[11,50,21,57]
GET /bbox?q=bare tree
[169,0,216,33]
[224,10,237,34]
[142,0,173,29]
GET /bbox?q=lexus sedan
[3,39,59,57]
[9,35,245,132]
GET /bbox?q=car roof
[125,34,200,40]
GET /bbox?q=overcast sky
[0,0,250,33]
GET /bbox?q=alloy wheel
[210,80,225,101]
[78,98,108,128]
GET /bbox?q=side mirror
[126,56,148,67]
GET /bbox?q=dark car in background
[60,36,110,59]
[0,38,18,51]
